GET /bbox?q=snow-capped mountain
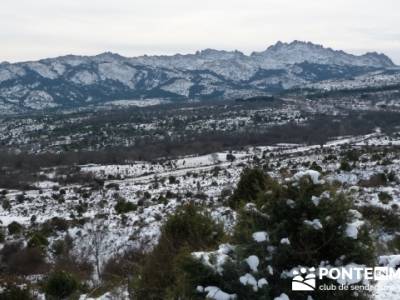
[0,41,398,113]
[251,41,395,69]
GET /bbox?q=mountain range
[0,40,398,114]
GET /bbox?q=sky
[1,0,400,64]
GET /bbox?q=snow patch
[293,170,323,184]
[192,244,234,274]
[239,273,258,291]
[245,255,260,272]
[252,231,269,243]
[274,293,290,300]
[345,220,364,239]
[204,286,237,300]
[304,219,323,230]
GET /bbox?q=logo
[292,267,316,291]
[290,265,400,293]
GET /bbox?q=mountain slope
[0,41,397,114]
[251,41,395,69]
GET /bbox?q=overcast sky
[1,0,399,63]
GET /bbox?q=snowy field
[1,132,400,299]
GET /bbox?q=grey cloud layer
[1,0,399,63]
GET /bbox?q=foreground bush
[0,242,48,275]
[44,270,79,299]
[133,203,224,299]
[181,169,375,300]
[114,198,137,214]
[28,232,49,249]
[228,168,270,209]
[0,284,32,300]
[7,221,23,235]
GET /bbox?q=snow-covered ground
[2,132,400,299]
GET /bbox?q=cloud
[1,0,399,63]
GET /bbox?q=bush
[115,198,137,214]
[0,284,32,300]
[105,183,119,190]
[40,217,69,236]
[0,229,4,243]
[1,243,47,275]
[134,204,224,299]
[51,237,73,257]
[102,249,145,282]
[28,232,49,249]
[2,199,11,210]
[228,168,270,209]
[50,217,69,232]
[253,177,373,269]
[165,190,176,199]
[76,202,88,215]
[344,150,360,162]
[44,271,79,299]
[359,173,388,187]
[52,254,93,283]
[340,160,352,172]
[16,193,27,204]
[359,205,400,233]
[310,161,322,172]
[7,221,23,235]
[378,192,392,204]
[226,153,236,162]
[169,176,177,184]
[387,171,397,182]
[0,241,23,259]
[188,173,374,300]
[30,215,37,224]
